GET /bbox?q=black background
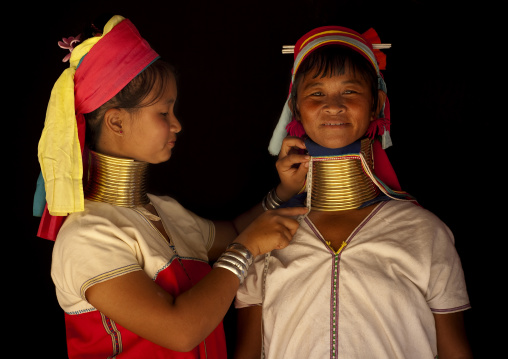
[11,0,499,357]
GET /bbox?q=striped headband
[268,26,389,156]
[35,15,159,240]
[292,28,381,85]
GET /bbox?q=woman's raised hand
[275,136,310,201]
[234,206,308,256]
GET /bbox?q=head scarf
[35,15,159,240]
[268,25,402,192]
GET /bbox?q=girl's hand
[234,206,308,256]
[275,136,310,201]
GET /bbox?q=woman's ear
[103,108,125,136]
[374,90,387,119]
[288,97,300,121]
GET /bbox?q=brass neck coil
[84,151,150,208]
[308,139,379,211]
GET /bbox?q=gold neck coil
[84,151,150,208]
[308,139,379,211]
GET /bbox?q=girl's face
[120,75,181,164]
[294,68,381,149]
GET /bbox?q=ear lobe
[104,108,125,136]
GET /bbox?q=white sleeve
[235,253,266,308]
[426,222,471,313]
[52,211,143,306]
[186,210,215,252]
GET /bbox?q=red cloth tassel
[37,204,65,241]
[285,118,306,137]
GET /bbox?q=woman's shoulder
[56,200,140,245]
[62,199,136,227]
[375,200,452,236]
[380,200,442,221]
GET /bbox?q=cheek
[299,116,313,132]
[155,122,172,144]
[297,100,319,122]
[129,118,146,135]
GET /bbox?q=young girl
[234,26,472,359]
[34,14,307,358]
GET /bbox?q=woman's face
[120,75,181,164]
[294,67,380,149]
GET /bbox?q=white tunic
[51,195,230,358]
[52,194,215,315]
[235,200,470,359]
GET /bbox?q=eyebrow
[340,79,364,85]
[302,78,363,90]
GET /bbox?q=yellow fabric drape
[37,15,124,216]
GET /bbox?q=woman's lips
[322,122,348,126]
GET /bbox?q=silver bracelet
[262,188,285,211]
[219,253,248,276]
[213,242,253,284]
[227,242,253,266]
[213,261,244,282]
[261,198,268,211]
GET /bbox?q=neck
[84,150,150,207]
[305,138,379,211]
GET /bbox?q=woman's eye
[311,92,323,96]
[343,90,356,94]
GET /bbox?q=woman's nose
[171,116,182,133]
[324,96,346,114]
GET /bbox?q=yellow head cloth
[37,16,125,216]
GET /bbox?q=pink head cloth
[37,18,159,240]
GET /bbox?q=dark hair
[290,46,379,119]
[84,59,176,150]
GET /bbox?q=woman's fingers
[274,206,308,240]
[276,151,309,200]
[236,206,308,256]
[276,137,310,199]
[276,153,310,171]
[278,136,307,159]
